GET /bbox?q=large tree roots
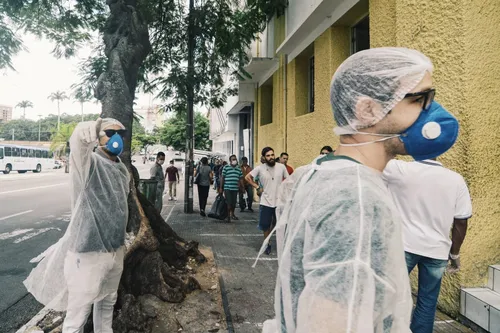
[101,177,205,333]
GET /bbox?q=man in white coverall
[262,48,460,333]
[24,118,130,333]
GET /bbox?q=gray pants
[155,186,164,213]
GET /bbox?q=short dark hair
[280,152,289,158]
[200,157,208,165]
[261,147,274,157]
[229,154,237,161]
[320,146,333,153]
[241,157,248,161]
[157,152,165,159]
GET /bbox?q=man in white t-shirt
[245,147,288,255]
[383,158,472,333]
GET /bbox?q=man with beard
[245,147,289,254]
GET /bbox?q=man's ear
[355,96,383,127]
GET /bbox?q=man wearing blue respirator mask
[24,117,130,333]
[262,48,463,333]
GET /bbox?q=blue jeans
[405,252,448,333]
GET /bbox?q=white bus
[0,144,56,174]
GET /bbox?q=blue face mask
[105,133,124,156]
[400,101,459,160]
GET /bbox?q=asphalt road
[0,162,153,333]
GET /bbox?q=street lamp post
[38,115,42,141]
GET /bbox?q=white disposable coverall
[261,155,412,333]
[24,120,130,333]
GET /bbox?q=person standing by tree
[239,157,254,213]
[150,152,166,213]
[24,118,130,333]
[220,155,243,222]
[165,160,180,201]
[195,157,213,216]
[245,147,289,254]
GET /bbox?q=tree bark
[94,1,205,332]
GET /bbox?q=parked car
[54,160,63,169]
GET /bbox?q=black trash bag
[208,194,228,220]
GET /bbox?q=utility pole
[38,115,42,141]
[184,0,195,213]
[11,129,14,141]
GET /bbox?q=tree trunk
[94,1,205,332]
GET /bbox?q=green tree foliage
[50,122,77,155]
[0,113,100,141]
[160,112,210,151]
[1,0,287,118]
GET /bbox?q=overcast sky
[0,34,158,121]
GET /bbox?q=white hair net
[331,47,433,134]
[24,120,130,311]
[257,155,412,333]
[99,117,126,136]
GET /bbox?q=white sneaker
[169,197,173,201]
[174,197,177,201]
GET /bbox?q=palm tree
[71,86,92,122]
[48,91,68,132]
[16,100,34,119]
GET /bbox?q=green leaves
[159,112,211,151]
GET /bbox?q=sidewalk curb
[15,306,51,333]
[213,251,235,333]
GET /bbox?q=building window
[260,77,273,126]
[295,44,314,116]
[351,15,370,54]
[308,56,315,113]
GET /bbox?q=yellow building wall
[370,0,500,315]
[285,27,349,168]
[255,2,500,316]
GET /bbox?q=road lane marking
[199,234,264,237]
[0,228,34,240]
[0,210,34,221]
[13,227,61,243]
[216,254,278,261]
[0,183,67,195]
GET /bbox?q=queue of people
[22,47,474,333]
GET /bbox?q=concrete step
[460,287,500,333]
[488,265,500,293]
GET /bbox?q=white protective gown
[261,154,412,333]
[24,121,130,311]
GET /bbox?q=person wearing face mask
[258,48,461,333]
[220,155,244,222]
[24,118,130,333]
[245,147,289,255]
[150,152,166,212]
[320,145,333,155]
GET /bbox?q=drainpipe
[283,54,288,152]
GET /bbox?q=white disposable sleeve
[69,121,98,186]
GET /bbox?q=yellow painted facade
[253,0,500,316]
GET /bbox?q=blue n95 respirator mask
[105,133,124,156]
[100,128,126,156]
[399,101,459,160]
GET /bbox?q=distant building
[134,104,165,132]
[0,105,13,123]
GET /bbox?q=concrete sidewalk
[161,185,274,333]
[162,184,472,333]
